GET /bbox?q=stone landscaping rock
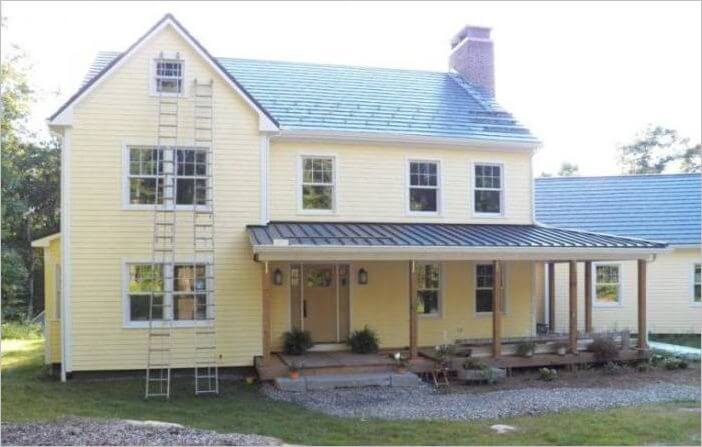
[455,367,506,382]
[490,424,517,434]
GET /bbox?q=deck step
[274,372,421,392]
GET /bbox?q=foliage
[393,352,409,368]
[662,357,688,370]
[348,325,379,354]
[588,335,620,362]
[1,321,42,340]
[603,361,625,375]
[617,125,700,174]
[1,34,61,320]
[282,328,313,355]
[557,162,579,177]
[516,341,536,357]
[538,367,558,381]
[479,365,497,384]
[2,340,700,446]
[679,144,701,173]
[462,357,484,370]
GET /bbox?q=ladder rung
[149,348,171,352]
[147,364,170,368]
[196,94,212,98]
[196,331,216,335]
[196,346,216,350]
[149,333,170,337]
[195,116,212,119]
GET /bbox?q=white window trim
[122,144,211,211]
[416,261,442,318]
[691,262,702,306]
[471,162,505,218]
[121,259,214,329]
[474,262,508,316]
[592,262,623,308]
[406,158,442,216]
[149,53,187,97]
[296,154,337,215]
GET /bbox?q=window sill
[123,320,214,329]
[149,91,186,98]
[472,212,505,218]
[593,302,623,308]
[406,211,441,217]
[474,311,508,318]
[419,313,442,319]
[297,209,336,216]
[122,205,213,212]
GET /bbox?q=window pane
[417,264,440,289]
[475,190,500,213]
[417,290,439,314]
[130,178,163,205]
[174,265,206,292]
[695,284,701,302]
[174,294,194,320]
[176,178,194,205]
[305,268,332,287]
[302,185,333,210]
[195,294,207,319]
[410,162,437,186]
[476,289,493,312]
[410,188,437,212]
[157,78,181,93]
[695,264,701,284]
[130,294,163,321]
[596,265,619,283]
[129,264,163,292]
[476,264,494,288]
[596,284,619,303]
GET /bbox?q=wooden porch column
[261,262,272,362]
[408,260,418,359]
[547,262,555,332]
[584,261,593,334]
[568,261,578,353]
[637,259,648,349]
[492,260,502,358]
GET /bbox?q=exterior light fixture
[358,268,368,285]
[273,268,283,286]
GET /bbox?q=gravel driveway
[1,418,281,446]
[264,382,700,421]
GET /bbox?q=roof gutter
[251,244,671,262]
[271,129,541,152]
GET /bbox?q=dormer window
[155,59,183,94]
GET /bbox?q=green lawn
[2,339,700,445]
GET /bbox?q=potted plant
[348,326,380,354]
[288,361,301,380]
[393,352,409,373]
[283,328,313,355]
[554,342,568,356]
[516,341,536,358]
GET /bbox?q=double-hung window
[301,156,335,211]
[155,59,183,94]
[416,262,440,316]
[408,161,439,213]
[593,263,621,305]
[474,164,502,214]
[125,262,209,325]
[127,146,208,207]
[475,263,506,313]
[693,263,701,304]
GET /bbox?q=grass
[650,333,701,349]
[1,321,43,340]
[2,339,700,445]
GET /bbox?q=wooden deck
[256,350,434,381]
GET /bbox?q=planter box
[456,367,506,383]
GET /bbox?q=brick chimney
[449,25,495,97]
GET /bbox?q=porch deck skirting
[247,222,667,364]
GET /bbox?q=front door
[303,264,338,343]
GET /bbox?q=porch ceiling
[246,222,669,262]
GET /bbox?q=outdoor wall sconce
[358,268,368,285]
[273,268,283,286]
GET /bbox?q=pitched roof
[57,15,537,145]
[247,221,666,249]
[535,173,701,246]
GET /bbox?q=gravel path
[1,418,282,446]
[264,382,700,421]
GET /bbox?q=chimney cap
[451,25,492,49]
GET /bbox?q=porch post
[637,259,648,349]
[584,261,593,334]
[547,262,555,332]
[261,262,272,362]
[492,260,502,358]
[568,261,578,353]
[408,260,418,358]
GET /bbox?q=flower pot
[556,347,567,356]
[289,371,300,380]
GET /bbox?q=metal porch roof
[247,222,667,249]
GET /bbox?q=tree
[679,144,701,173]
[557,162,579,177]
[617,125,696,174]
[1,28,61,319]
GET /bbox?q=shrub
[480,365,497,385]
[538,367,558,381]
[662,357,688,370]
[588,336,619,362]
[348,326,379,354]
[462,358,484,370]
[1,321,42,340]
[283,328,313,355]
[603,361,624,375]
[516,341,536,357]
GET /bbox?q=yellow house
[41,14,668,393]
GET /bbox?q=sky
[2,1,700,176]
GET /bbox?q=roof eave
[271,128,541,151]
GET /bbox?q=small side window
[693,263,701,303]
[593,263,621,305]
[301,157,335,211]
[155,59,183,94]
[474,164,502,214]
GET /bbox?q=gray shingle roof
[247,222,667,249]
[535,174,701,246]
